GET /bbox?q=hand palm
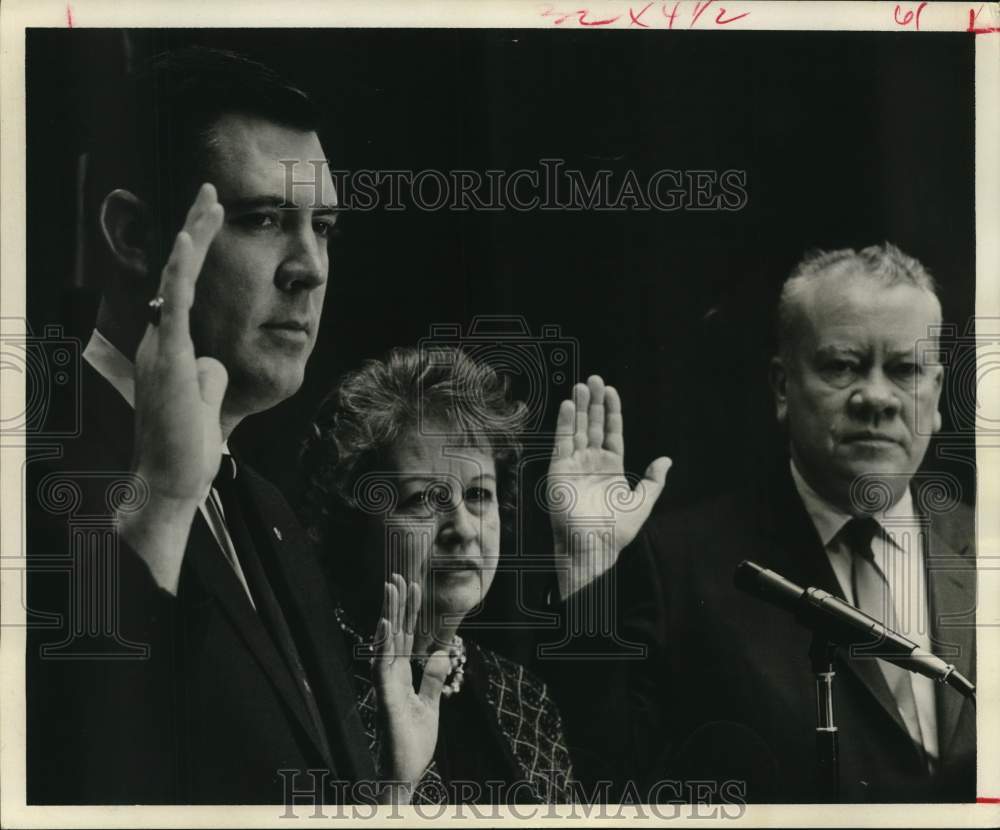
[132,185,228,502]
[549,446,646,551]
[374,576,450,800]
[378,644,441,785]
[135,334,225,499]
[547,378,671,597]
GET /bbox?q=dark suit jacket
[539,463,976,804]
[26,360,375,804]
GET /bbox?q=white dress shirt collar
[83,328,231,456]
[789,458,916,551]
[83,328,136,408]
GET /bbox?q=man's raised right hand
[118,183,227,594]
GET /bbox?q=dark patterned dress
[340,611,574,804]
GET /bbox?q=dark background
[26,28,977,658]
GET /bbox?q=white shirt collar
[83,328,135,408]
[83,328,231,455]
[789,458,916,550]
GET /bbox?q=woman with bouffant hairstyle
[299,345,574,804]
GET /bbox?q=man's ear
[769,355,789,425]
[98,189,152,277]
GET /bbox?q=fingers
[390,572,407,633]
[134,314,158,373]
[586,375,605,448]
[634,456,673,521]
[373,616,392,672]
[196,356,228,412]
[644,456,673,489]
[378,580,400,666]
[155,183,225,356]
[573,383,590,451]
[404,580,421,636]
[377,573,419,669]
[552,399,575,461]
[604,385,624,456]
[417,650,451,706]
[556,376,625,458]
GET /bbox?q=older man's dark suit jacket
[26,360,374,804]
[541,462,976,803]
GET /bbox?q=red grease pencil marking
[968,5,1000,33]
[662,1,680,28]
[540,5,622,26]
[715,6,750,24]
[893,2,927,30]
[538,1,745,29]
[690,0,714,27]
[629,2,653,26]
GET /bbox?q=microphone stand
[809,632,839,803]
[736,558,976,800]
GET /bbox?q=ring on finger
[147,295,166,327]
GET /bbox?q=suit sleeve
[26,470,185,804]
[531,529,670,797]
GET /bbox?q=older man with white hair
[543,242,976,803]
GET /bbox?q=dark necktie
[841,517,927,759]
[212,456,332,764]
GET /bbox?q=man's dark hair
[89,46,320,270]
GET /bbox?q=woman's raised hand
[547,375,671,600]
[373,572,450,804]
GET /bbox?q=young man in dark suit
[25,47,434,805]
[541,243,975,803]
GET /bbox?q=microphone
[734,560,975,700]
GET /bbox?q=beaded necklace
[334,605,467,698]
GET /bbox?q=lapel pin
[273,526,283,541]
